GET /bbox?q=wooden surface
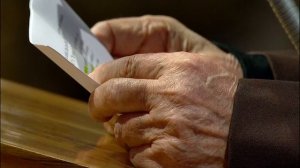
[1,79,132,168]
[1,144,82,168]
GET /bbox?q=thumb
[91,21,114,54]
[91,16,170,57]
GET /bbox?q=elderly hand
[91,15,224,56]
[91,15,230,136]
[88,51,242,167]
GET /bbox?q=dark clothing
[226,51,299,168]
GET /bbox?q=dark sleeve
[215,43,298,81]
[264,51,299,81]
[214,42,275,80]
[226,52,299,168]
[227,79,299,168]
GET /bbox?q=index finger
[88,78,155,122]
[89,53,165,84]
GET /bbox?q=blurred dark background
[1,0,294,101]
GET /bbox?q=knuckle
[121,56,137,78]
[114,122,134,147]
[114,122,123,140]
[119,123,132,141]
[166,116,186,137]
[140,81,155,110]
[140,14,155,20]
[115,114,149,147]
[141,15,170,21]
[161,15,179,23]
[140,15,179,25]
[138,82,148,107]
[158,15,181,28]
[102,79,121,105]
[181,53,203,67]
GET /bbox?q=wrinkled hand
[91,15,224,56]
[88,51,243,167]
[91,15,229,136]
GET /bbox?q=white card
[29,0,113,93]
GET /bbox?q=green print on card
[84,64,95,74]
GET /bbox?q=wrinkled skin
[89,16,243,168]
[91,15,223,56]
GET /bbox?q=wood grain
[1,79,132,168]
[1,144,82,168]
